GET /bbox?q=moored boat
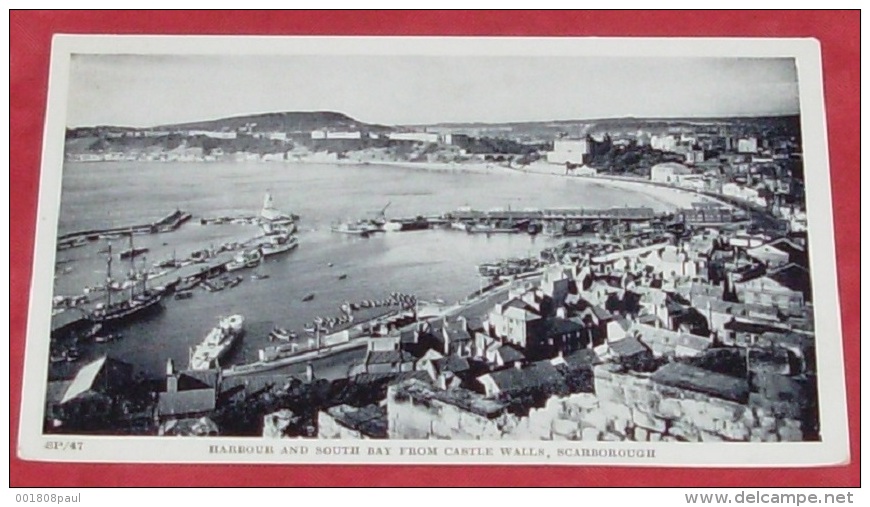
[466,223,522,234]
[384,216,430,232]
[119,247,150,259]
[260,233,298,257]
[189,315,245,371]
[90,236,167,327]
[65,348,81,362]
[94,332,122,344]
[331,221,381,237]
[269,327,297,342]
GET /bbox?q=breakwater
[57,209,192,248]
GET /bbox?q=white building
[650,162,693,184]
[738,137,758,153]
[327,131,362,140]
[546,138,589,164]
[651,135,678,152]
[187,130,237,140]
[387,132,439,143]
[310,130,363,140]
[683,149,705,165]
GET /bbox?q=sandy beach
[326,158,730,211]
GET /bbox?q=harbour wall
[58,209,192,244]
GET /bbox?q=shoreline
[66,156,731,212]
[361,159,732,211]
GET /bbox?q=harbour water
[51,161,679,379]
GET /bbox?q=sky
[65,54,800,128]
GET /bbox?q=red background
[9,10,860,487]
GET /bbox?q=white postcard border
[17,35,850,467]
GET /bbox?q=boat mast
[141,255,148,293]
[105,242,113,307]
[128,231,136,301]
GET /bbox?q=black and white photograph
[19,36,848,465]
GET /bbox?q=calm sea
[50,161,675,379]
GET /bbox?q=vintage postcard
[18,35,849,466]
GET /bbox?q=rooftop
[176,369,220,391]
[480,360,566,396]
[724,319,785,335]
[60,356,133,403]
[609,336,650,358]
[365,350,415,366]
[651,363,749,404]
[766,263,811,294]
[157,388,216,417]
[325,404,388,439]
[391,379,508,418]
[560,349,600,368]
[352,370,432,387]
[433,355,472,374]
[494,345,526,364]
[548,317,584,336]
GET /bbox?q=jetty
[57,209,192,249]
[444,206,659,223]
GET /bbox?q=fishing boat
[174,290,194,300]
[260,232,298,257]
[383,216,430,232]
[338,273,348,280]
[302,293,315,302]
[94,333,122,344]
[156,252,183,269]
[226,248,263,271]
[251,271,270,280]
[81,323,103,340]
[466,223,522,234]
[201,279,225,292]
[65,348,81,362]
[330,220,381,237]
[57,236,89,250]
[269,327,297,342]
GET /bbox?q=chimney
[306,362,315,382]
[165,358,175,376]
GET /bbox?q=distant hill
[158,111,393,133]
[67,111,393,138]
